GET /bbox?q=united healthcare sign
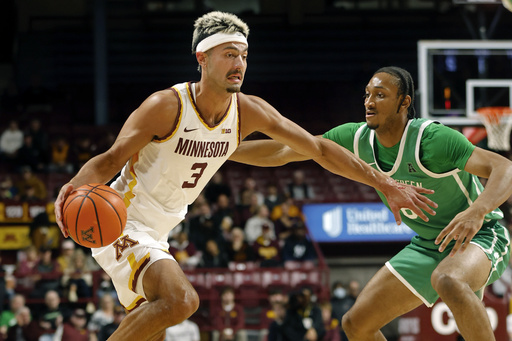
[302,203,417,242]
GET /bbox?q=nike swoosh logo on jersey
[184,127,199,132]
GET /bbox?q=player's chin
[367,122,379,130]
[226,84,242,93]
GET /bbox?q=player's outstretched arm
[229,139,309,166]
[312,138,437,224]
[54,90,180,237]
[436,147,512,256]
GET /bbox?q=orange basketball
[63,184,127,248]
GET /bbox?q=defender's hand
[384,183,437,225]
[435,209,483,256]
[54,183,75,238]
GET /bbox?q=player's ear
[402,95,411,108]
[401,95,412,110]
[196,52,207,68]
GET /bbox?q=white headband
[196,32,248,52]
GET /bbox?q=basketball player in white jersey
[54,12,436,341]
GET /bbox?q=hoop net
[476,106,512,151]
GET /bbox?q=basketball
[63,184,127,248]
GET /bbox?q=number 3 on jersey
[182,162,208,188]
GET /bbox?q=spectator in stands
[205,171,232,204]
[15,166,47,201]
[56,239,76,273]
[0,176,19,200]
[14,245,40,292]
[0,120,23,164]
[219,215,235,243]
[73,135,97,171]
[25,118,49,160]
[335,280,360,341]
[234,191,261,228]
[285,170,314,201]
[212,193,236,232]
[270,196,304,223]
[267,301,286,341]
[97,305,125,341]
[264,184,283,214]
[280,290,324,341]
[48,135,73,174]
[165,318,200,341]
[5,306,45,341]
[188,202,222,253]
[263,289,288,333]
[238,177,264,206]
[35,290,69,341]
[226,227,255,263]
[29,211,52,251]
[16,134,46,173]
[282,223,317,264]
[61,248,93,301]
[31,247,62,298]
[96,271,118,301]
[253,224,282,267]
[244,204,275,245]
[330,281,347,327]
[87,295,116,337]
[212,286,247,341]
[0,294,26,338]
[187,193,208,218]
[198,239,229,268]
[168,231,201,269]
[273,198,305,244]
[320,302,341,341]
[54,308,92,341]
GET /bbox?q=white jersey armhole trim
[414,120,460,179]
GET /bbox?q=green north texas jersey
[323,118,504,249]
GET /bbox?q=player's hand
[435,209,483,256]
[384,182,437,225]
[54,183,75,238]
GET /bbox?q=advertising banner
[302,202,416,242]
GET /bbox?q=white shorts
[92,220,176,311]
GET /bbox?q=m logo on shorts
[113,235,139,261]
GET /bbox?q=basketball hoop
[476,106,512,151]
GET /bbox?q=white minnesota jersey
[111,82,240,241]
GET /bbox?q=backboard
[418,40,512,126]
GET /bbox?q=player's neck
[194,81,233,125]
[375,123,407,148]
[374,115,409,147]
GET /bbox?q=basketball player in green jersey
[231,66,512,341]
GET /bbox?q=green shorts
[386,220,510,307]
